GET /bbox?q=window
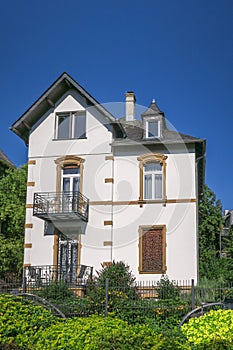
[139,225,166,274]
[146,120,160,138]
[62,168,80,193]
[144,162,162,199]
[137,153,167,202]
[56,111,86,139]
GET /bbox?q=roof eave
[10,72,123,143]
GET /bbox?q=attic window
[56,111,86,139]
[146,120,160,138]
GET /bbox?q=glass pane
[73,177,80,192]
[144,162,162,172]
[63,168,80,175]
[148,120,158,137]
[63,178,70,192]
[144,174,152,199]
[57,114,70,139]
[73,112,86,138]
[154,174,162,199]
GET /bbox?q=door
[58,233,78,284]
[62,167,80,212]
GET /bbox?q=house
[11,72,205,284]
[0,150,15,177]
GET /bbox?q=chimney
[125,92,136,121]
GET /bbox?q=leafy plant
[35,280,75,301]
[157,275,181,300]
[0,164,27,278]
[0,294,57,349]
[182,309,233,348]
[94,260,136,288]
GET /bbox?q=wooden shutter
[139,226,166,274]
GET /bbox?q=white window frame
[55,111,86,140]
[146,119,160,138]
[144,162,163,199]
[137,153,167,203]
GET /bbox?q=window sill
[52,137,87,141]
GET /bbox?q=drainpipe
[195,154,205,285]
[110,157,114,262]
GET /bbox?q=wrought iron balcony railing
[33,191,89,222]
[24,264,93,287]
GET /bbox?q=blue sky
[0,0,232,209]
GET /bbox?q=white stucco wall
[24,90,198,282]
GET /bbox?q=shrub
[94,260,136,288]
[157,275,181,300]
[182,309,233,348]
[0,294,57,349]
[34,315,163,349]
[35,280,75,301]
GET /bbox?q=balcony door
[58,233,78,284]
[62,167,80,212]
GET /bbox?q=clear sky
[0,0,232,210]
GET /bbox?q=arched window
[137,153,167,202]
[55,155,85,194]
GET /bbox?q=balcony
[24,264,93,287]
[33,191,89,222]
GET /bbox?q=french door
[62,167,80,212]
[58,234,78,284]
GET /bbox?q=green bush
[35,280,75,301]
[34,315,161,349]
[182,309,233,348]
[0,294,57,349]
[95,261,136,287]
[157,275,181,300]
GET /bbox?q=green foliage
[35,315,164,350]
[35,281,75,301]
[0,164,27,278]
[0,164,27,238]
[5,293,233,349]
[198,184,224,281]
[0,294,57,349]
[95,260,136,287]
[156,275,181,300]
[182,309,233,348]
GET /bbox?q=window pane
[144,162,162,172]
[144,174,152,199]
[63,178,70,192]
[57,114,70,139]
[148,120,158,137]
[73,177,80,192]
[63,168,80,175]
[73,112,86,138]
[154,174,162,199]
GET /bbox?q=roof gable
[0,150,15,168]
[11,72,125,144]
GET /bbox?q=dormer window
[146,119,160,138]
[55,111,86,140]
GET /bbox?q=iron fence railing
[33,191,89,222]
[23,265,93,288]
[1,274,233,321]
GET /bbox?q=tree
[0,164,27,278]
[198,184,224,281]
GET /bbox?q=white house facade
[11,73,205,284]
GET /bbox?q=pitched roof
[0,150,15,168]
[10,72,125,144]
[141,100,163,116]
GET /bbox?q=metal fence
[1,274,233,322]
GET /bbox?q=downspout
[195,154,205,285]
[110,156,114,262]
